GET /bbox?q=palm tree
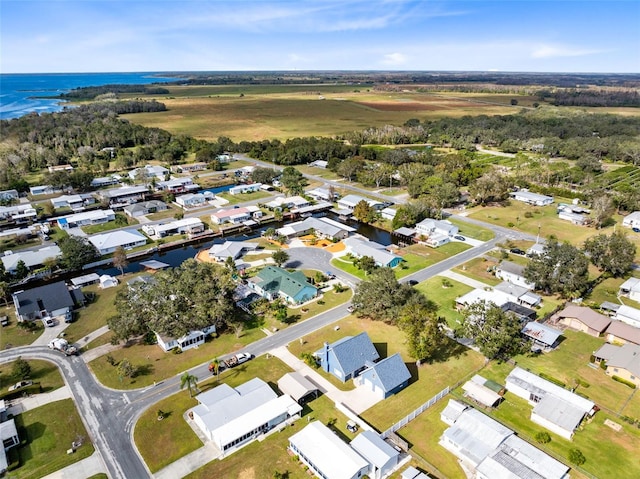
[180,372,198,397]
[209,358,221,382]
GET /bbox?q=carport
[278,372,319,404]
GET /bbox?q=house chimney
[324,342,330,369]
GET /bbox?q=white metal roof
[88,229,146,251]
[1,245,61,271]
[532,395,586,435]
[350,430,399,469]
[462,381,502,407]
[289,421,369,479]
[277,372,318,402]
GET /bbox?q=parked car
[42,317,56,327]
[347,305,355,313]
[633,227,640,233]
[8,380,33,392]
[454,235,466,241]
[407,280,419,286]
[510,248,526,255]
[346,420,359,433]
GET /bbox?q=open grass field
[0,306,43,349]
[415,277,473,329]
[0,358,65,393]
[10,399,95,479]
[124,86,519,142]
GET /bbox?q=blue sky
[1,0,639,73]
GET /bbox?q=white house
[89,229,147,255]
[614,304,640,329]
[175,191,214,208]
[98,185,147,207]
[380,207,397,221]
[123,200,168,218]
[56,209,116,230]
[343,237,403,268]
[622,211,640,229]
[142,218,205,239]
[99,274,118,289]
[155,325,216,352]
[29,185,55,196]
[558,210,589,225]
[1,246,61,274]
[505,367,595,439]
[306,187,338,202]
[208,241,259,262]
[171,162,207,173]
[289,421,369,479]
[265,195,310,210]
[0,204,37,221]
[337,194,385,211]
[128,164,169,181]
[510,190,554,206]
[619,277,640,302]
[350,430,400,479]
[229,183,262,195]
[276,216,355,241]
[210,206,262,224]
[50,193,94,210]
[0,189,19,202]
[91,176,120,188]
[155,177,199,193]
[191,378,302,454]
[495,261,534,289]
[415,218,459,238]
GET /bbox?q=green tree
[272,249,289,267]
[352,200,376,224]
[14,260,29,279]
[224,255,237,272]
[457,301,530,359]
[354,255,377,274]
[12,357,31,380]
[112,246,128,277]
[398,295,445,362]
[0,281,8,307]
[352,268,424,324]
[524,238,590,298]
[584,230,636,277]
[209,358,221,382]
[568,448,586,466]
[468,171,512,205]
[337,156,366,181]
[116,359,136,380]
[251,167,279,185]
[280,166,307,195]
[590,193,615,228]
[110,259,236,341]
[58,235,100,270]
[180,371,198,397]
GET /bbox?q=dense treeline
[544,89,640,107]
[235,137,358,165]
[60,85,170,100]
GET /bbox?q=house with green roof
[247,266,318,304]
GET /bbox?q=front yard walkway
[40,451,107,479]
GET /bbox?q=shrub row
[539,372,566,388]
[612,375,637,389]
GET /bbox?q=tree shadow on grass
[134,364,155,378]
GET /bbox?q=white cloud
[382,52,408,66]
[531,44,609,59]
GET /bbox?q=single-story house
[622,211,640,229]
[208,241,259,262]
[276,216,355,241]
[98,185,147,207]
[155,325,216,353]
[554,304,611,337]
[337,194,385,211]
[229,183,262,195]
[343,237,403,268]
[0,189,19,202]
[415,218,459,238]
[142,218,205,239]
[89,229,147,255]
[495,260,534,289]
[455,288,512,310]
[315,332,380,382]
[380,207,397,221]
[99,274,118,289]
[605,320,640,346]
[70,273,101,287]
[614,305,640,329]
[505,367,595,439]
[356,353,411,399]
[350,430,400,479]
[192,378,302,454]
[493,282,542,308]
[90,176,120,188]
[510,190,554,206]
[12,281,83,323]
[289,421,369,479]
[171,162,207,173]
[309,160,328,168]
[277,372,319,405]
[619,277,640,302]
[29,185,55,196]
[155,177,199,194]
[123,200,168,218]
[247,266,318,304]
[175,191,214,208]
[306,187,338,202]
[0,418,20,473]
[128,164,169,181]
[264,195,310,210]
[56,209,116,230]
[593,343,640,387]
[0,204,37,222]
[558,210,589,225]
[440,400,570,479]
[521,321,563,350]
[1,246,61,274]
[210,206,262,224]
[50,193,95,210]
[48,164,73,173]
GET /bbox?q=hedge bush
[612,375,637,389]
[539,372,566,388]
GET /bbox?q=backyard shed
[277,372,319,404]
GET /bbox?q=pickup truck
[8,380,33,392]
[209,353,253,373]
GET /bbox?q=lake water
[0,72,176,119]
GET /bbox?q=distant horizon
[2,1,638,74]
[2,69,639,76]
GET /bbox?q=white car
[42,317,56,327]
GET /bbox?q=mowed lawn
[415,277,473,329]
[11,399,94,479]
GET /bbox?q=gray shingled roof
[324,332,380,377]
[363,353,411,392]
[13,281,76,317]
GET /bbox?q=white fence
[381,386,450,438]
